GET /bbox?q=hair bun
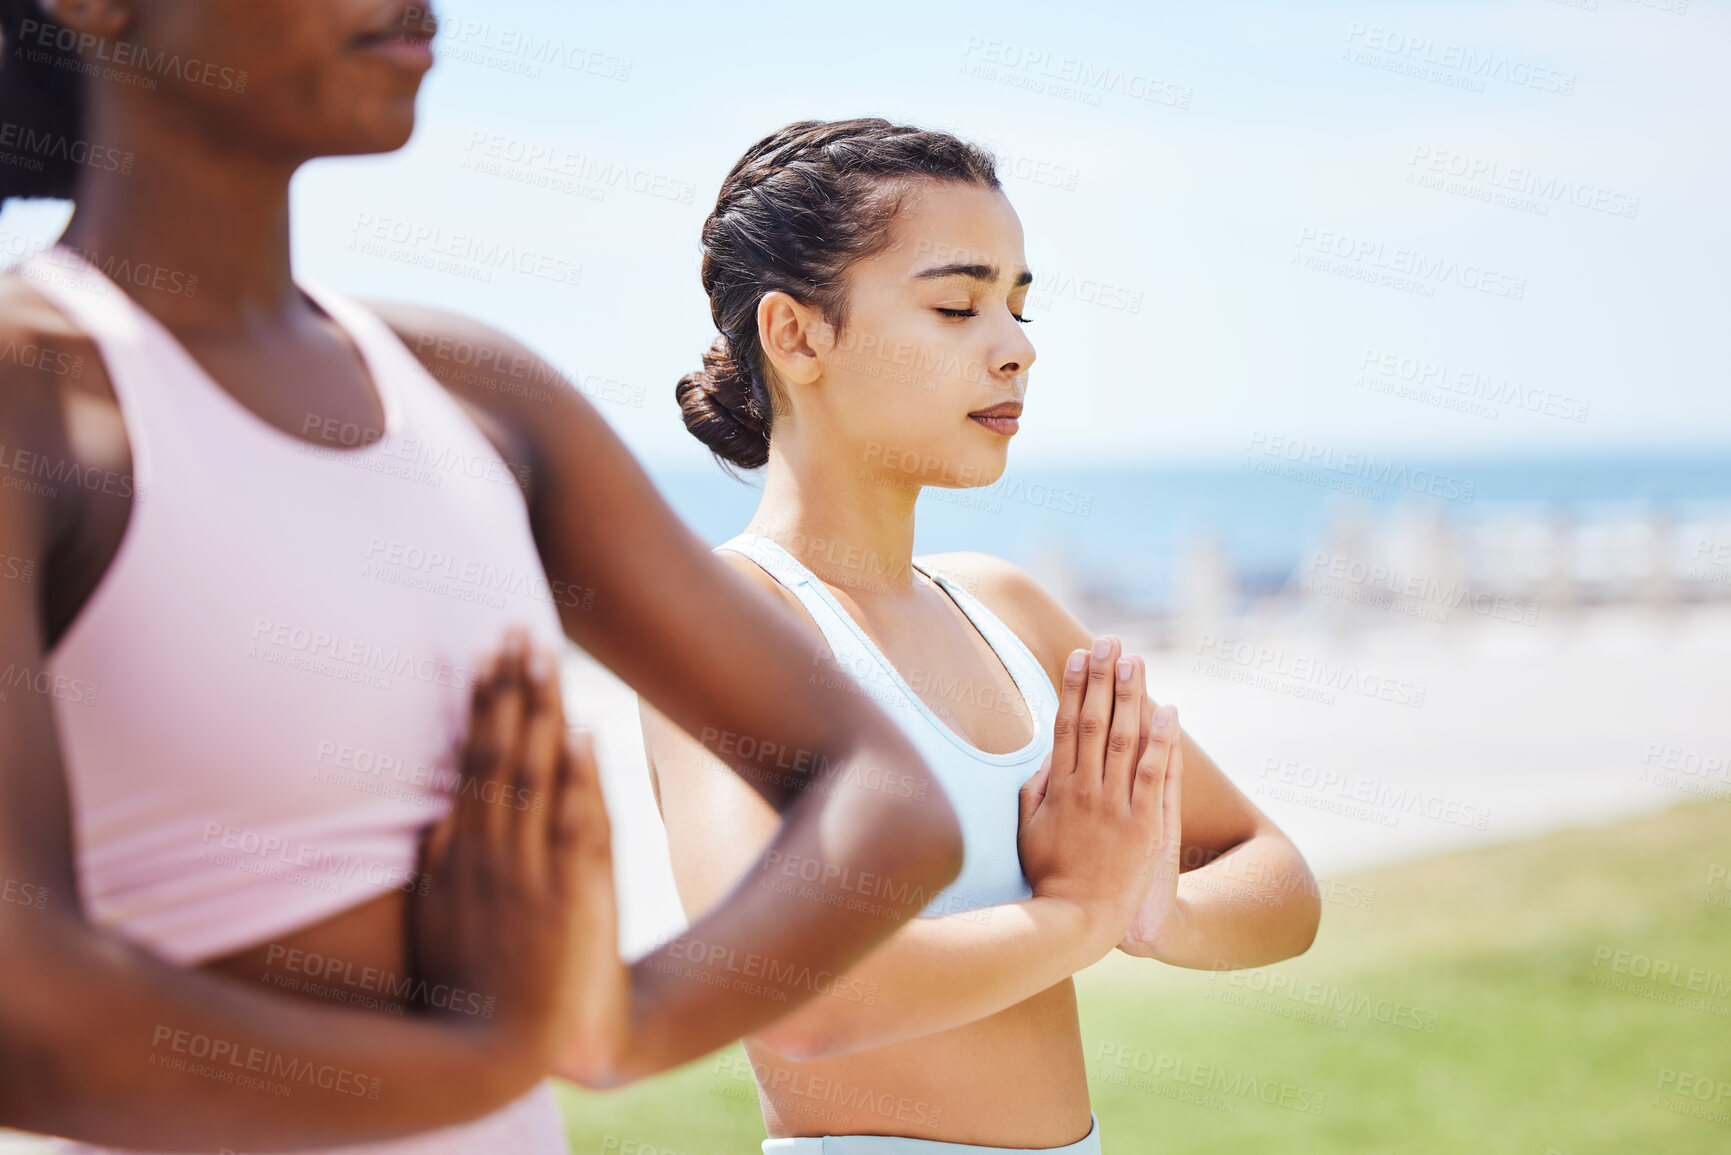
[680,118,999,473]
[675,335,771,471]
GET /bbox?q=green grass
[555,800,1731,1153]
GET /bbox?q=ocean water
[646,452,1731,613]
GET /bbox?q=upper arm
[0,330,88,953]
[918,551,1280,861]
[641,553,828,920]
[640,698,783,922]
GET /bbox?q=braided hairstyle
[677,118,999,473]
[0,0,86,201]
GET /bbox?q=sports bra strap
[911,562,1058,719]
[715,532,885,669]
[716,532,1059,760]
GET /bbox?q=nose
[995,320,1036,382]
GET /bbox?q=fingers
[1161,717,1185,866]
[481,629,532,846]
[424,638,522,881]
[456,637,507,846]
[1135,666,1154,774]
[1102,651,1145,803]
[1048,648,1089,781]
[1131,702,1179,837]
[556,727,612,877]
[454,627,534,853]
[515,644,567,878]
[1074,635,1122,791]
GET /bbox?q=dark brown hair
[676,118,1000,473]
[0,0,87,201]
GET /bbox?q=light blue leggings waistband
[761,1113,1100,1155]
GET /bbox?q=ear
[756,291,833,388]
[38,0,133,39]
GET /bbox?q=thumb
[1018,753,1052,828]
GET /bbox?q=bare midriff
[750,979,1092,1147]
[203,890,418,1015]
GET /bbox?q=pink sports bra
[24,245,568,968]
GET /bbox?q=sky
[4,0,1725,471]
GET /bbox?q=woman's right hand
[1017,635,1174,956]
[411,627,625,1082]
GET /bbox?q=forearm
[1123,833,1321,969]
[604,735,966,1079]
[751,894,1101,1062]
[0,918,533,1150]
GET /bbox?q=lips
[968,400,1023,436]
[352,3,437,69]
[357,2,438,42]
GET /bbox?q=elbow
[1261,830,1322,961]
[555,1053,634,1092]
[554,1033,642,1092]
[1275,862,1322,961]
[900,792,964,895]
[1292,855,1323,957]
[875,768,963,894]
[1289,894,1322,959]
[837,729,962,893]
[1300,878,1323,949]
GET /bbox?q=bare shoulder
[362,301,560,399]
[640,547,824,779]
[0,272,105,396]
[915,551,1093,688]
[0,270,116,489]
[914,550,1067,627]
[712,548,825,640]
[360,300,589,503]
[0,272,117,612]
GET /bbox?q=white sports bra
[715,533,1058,918]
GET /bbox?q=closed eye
[938,307,1033,323]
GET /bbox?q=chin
[326,117,418,157]
[959,452,1010,489]
[376,116,419,152]
[322,89,423,155]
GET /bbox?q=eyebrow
[914,262,1034,288]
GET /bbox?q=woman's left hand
[1118,677,1186,956]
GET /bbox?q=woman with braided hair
[0,7,970,1152]
[643,118,1321,1153]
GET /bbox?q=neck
[60,95,303,328]
[749,429,923,597]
